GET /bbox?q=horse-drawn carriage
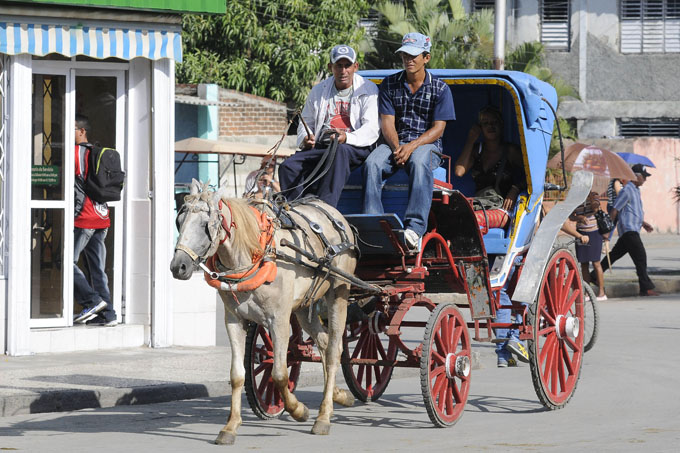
[171,69,594,444]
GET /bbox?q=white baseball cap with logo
[396,32,432,56]
[330,45,357,64]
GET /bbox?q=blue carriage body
[338,69,559,290]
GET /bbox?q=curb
[0,351,486,418]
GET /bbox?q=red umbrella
[548,143,637,193]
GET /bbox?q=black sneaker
[86,315,118,327]
[74,301,107,324]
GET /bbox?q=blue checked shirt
[613,181,644,235]
[378,70,455,152]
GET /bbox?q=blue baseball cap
[330,45,357,64]
[396,32,432,56]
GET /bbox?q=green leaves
[178,0,370,106]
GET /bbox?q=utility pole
[493,0,506,70]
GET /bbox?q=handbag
[594,209,614,235]
[474,186,505,210]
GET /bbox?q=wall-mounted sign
[31,165,60,186]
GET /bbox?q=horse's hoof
[334,389,355,407]
[214,431,236,445]
[311,420,331,435]
[291,404,309,423]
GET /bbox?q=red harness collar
[204,201,277,293]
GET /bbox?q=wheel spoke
[543,282,558,320]
[560,340,576,376]
[259,330,273,351]
[434,330,446,357]
[257,367,272,395]
[563,335,579,352]
[451,379,463,403]
[351,332,369,360]
[540,334,557,377]
[445,382,454,415]
[356,364,365,383]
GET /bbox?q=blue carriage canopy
[358,69,559,209]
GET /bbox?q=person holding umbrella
[593,164,659,297]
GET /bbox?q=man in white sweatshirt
[278,44,379,207]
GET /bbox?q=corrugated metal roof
[175,95,237,107]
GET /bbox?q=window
[541,0,571,50]
[473,0,495,11]
[621,0,680,53]
[619,118,680,137]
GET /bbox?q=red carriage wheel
[244,316,302,419]
[528,247,584,409]
[420,302,471,427]
[341,312,397,402]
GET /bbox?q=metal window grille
[621,0,680,53]
[618,118,680,137]
[0,55,7,277]
[541,0,571,50]
[473,0,496,11]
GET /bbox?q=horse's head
[170,179,228,280]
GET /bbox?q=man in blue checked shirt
[595,164,659,296]
[362,32,455,250]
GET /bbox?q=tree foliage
[178,0,370,106]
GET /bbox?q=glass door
[29,67,73,327]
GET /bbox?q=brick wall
[218,88,288,137]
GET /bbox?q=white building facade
[466,0,680,139]
[1,1,224,356]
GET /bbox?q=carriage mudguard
[512,170,593,304]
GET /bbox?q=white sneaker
[404,229,420,250]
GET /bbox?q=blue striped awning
[0,22,182,62]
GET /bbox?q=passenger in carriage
[362,32,455,250]
[244,155,280,200]
[278,44,380,207]
[454,105,526,229]
[455,106,529,367]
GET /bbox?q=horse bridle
[175,192,235,268]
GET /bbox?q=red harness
[204,201,277,293]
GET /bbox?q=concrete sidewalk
[1,234,678,418]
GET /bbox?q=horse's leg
[295,310,354,408]
[215,297,248,445]
[312,283,350,435]
[269,312,309,423]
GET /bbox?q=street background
[1,234,678,451]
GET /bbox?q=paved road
[2,296,679,452]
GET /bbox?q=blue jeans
[278,143,371,207]
[362,143,441,237]
[494,256,525,358]
[74,228,116,321]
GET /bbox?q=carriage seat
[337,165,447,255]
[337,165,448,219]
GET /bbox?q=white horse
[170,180,357,444]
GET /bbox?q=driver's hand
[302,134,315,150]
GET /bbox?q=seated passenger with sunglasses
[454,106,526,230]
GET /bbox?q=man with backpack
[73,114,119,326]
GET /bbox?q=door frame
[27,60,128,329]
[28,63,75,328]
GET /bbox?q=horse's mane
[221,197,263,258]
